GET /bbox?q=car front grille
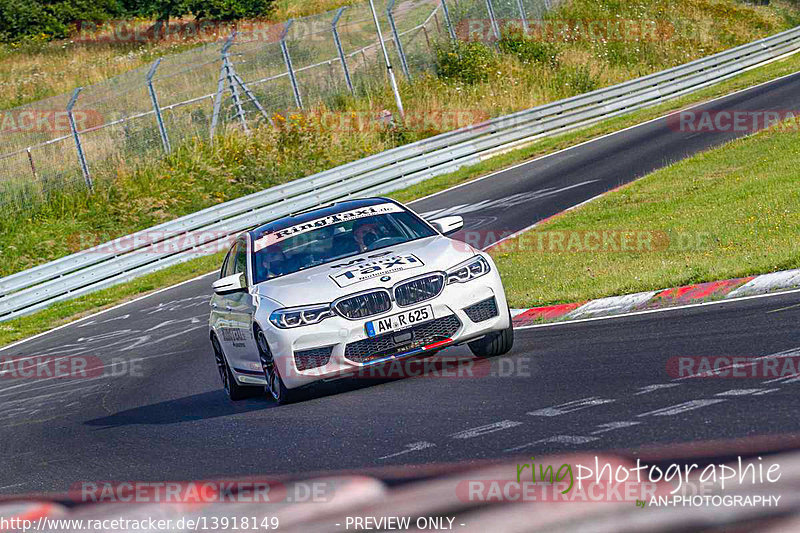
[394,273,445,307]
[464,297,499,323]
[344,314,461,364]
[334,290,392,320]
[294,346,334,371]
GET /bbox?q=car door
[210,242,237,344]
[223,237,260,371]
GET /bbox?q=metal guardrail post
[387,0,412,80]
[281,20,304,109]
[485,0,501,41]
[516,0,530,33]
[332,7,355,95]
[146,58,171,154]
[440,0,458,43]
[66,87,92,192]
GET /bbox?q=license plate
[366,305,433,337]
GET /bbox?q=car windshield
[251,202,436,283]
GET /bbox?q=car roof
[247,197,403,243]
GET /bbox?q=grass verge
[492,114,800,308]
[2,50,800,347]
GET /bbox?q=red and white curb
[511,268,800,327]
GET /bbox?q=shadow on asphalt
[84,390,274,427]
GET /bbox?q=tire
[211,334,252,401]
[255,327,300,405]
[468,309,515,358]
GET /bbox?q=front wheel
[468,310,515,358]
[255,327,299,405]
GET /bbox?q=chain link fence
[0,0,557,213]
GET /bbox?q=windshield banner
[253,203,405,252]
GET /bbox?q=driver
[352,218,381,252]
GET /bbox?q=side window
[232,239,248,285]
[220,243,236,279]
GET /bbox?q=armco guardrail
[2,25,800,322]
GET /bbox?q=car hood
[253,236,478,307]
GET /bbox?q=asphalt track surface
[3,71,800,495]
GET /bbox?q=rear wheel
[468,309,515,358]
[255,327,299,405]
[211,335,252,401]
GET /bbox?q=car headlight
[446,255,491,284]
[269,304,334,329]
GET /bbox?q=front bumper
[247,272,510,389]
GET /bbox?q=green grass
[491,118,800,309]
[2,49,800,347]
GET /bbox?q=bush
[435,41,496,85]
[498,30,559,67]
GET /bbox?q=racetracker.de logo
[1,110,103,134]
[457,18,675,43]
[668,109,800,133]
[667,355,800,379]
[72,480,334,504]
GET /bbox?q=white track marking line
[7,67,800,351]
[449,420,523,439]
[378,441,436,460]
[637,399,726,417]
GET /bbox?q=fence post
[281,20,304,109]
[485,0,501,41]
[210,34,235,141]
[440,0,457,43]
[146,58,171,154]
[332,7,355,95]
[233,73,274,127]
[222,35,249,134]
[66,87,92,192]
[387,0,411,80]
[516,0,529,33]
[26,148,37,180]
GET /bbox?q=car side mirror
[431,215,464,236]
[213,273,246,295]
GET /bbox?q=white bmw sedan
[209,197,513,404]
